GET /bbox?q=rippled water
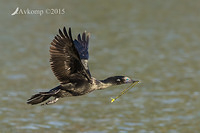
[1,0,200,133]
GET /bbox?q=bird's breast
[61,80,92,96]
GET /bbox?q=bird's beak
[131,80,140,83]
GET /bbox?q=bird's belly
[61,83,91,96]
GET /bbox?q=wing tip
[68,27,73,41]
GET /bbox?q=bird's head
[104,76,138,85]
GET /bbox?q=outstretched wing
[73,31,91,76]
[50,27,91,84]
[73,31,90,59]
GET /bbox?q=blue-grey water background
[1,0,200,133]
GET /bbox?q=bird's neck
[99,81,113,89]
[90,77,118,91]
[98,78,117,90]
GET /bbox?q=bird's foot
[41,98,59,106]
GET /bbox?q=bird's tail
[27,86,60,105]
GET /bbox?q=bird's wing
[73,31,91,76]
[50,27,91,85]
[73,31,90,60]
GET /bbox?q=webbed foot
[41,98,59,106]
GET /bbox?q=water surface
[1,0,200,132]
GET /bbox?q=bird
[27,27,138,105]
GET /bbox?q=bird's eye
[126,78,129,81]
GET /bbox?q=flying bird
[27,27,138,105]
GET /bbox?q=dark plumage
[27,27,138,105]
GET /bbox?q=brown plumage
[50,28,90,84]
